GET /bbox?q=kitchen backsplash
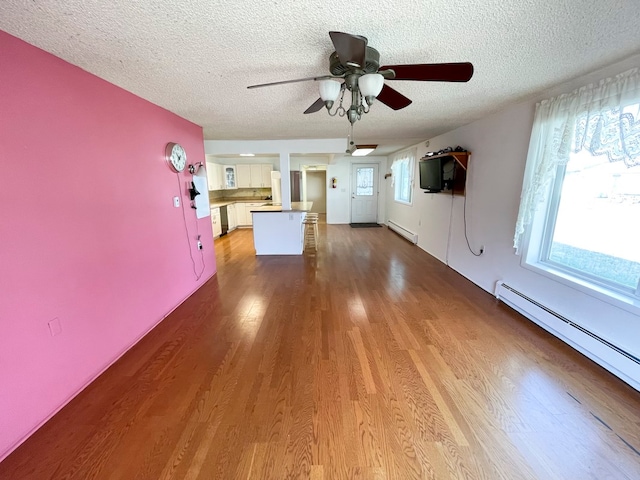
[209,187,272,202]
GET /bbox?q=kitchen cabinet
[222,165,237,189]
[227,203,237,231]
[207,162,225,191]
[236,164,273,188]
[260,164,273,188]
[235,202,264,226]
[235,203,247,226]
[236,165,251,188]
[244,202,265,226]
[249,165,262,187]
[211,207,222,237]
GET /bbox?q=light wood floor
[2,225,640,479]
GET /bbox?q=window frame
[392,150,415,206]
[521,164,640,315]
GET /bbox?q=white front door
[351,163,378,223]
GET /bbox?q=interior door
[351,163,378,223]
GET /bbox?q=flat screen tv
[419,158,443,192]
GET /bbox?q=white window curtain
[391,149,415,203]
[513,67,640,253]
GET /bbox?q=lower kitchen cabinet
[243,202,265,226]
[211,207,222,237]
[235,203,247,226]
[227,203,237,231]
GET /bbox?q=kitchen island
[250,202,313,255]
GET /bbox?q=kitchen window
[391,149,415,205]
[515,67,640,308]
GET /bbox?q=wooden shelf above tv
[419,151,471,195]
[421,151,470,170]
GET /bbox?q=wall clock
[165,142,187,172]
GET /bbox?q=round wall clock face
[165,142,187,172]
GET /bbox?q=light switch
[173,196,180,207]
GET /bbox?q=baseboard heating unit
[494,281,640,390]
[387,220,418,244]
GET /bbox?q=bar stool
[303,212,319,251]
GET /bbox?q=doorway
[350,163,379,223]
[305,170,327,214]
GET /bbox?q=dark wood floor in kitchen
[2,224,640,479]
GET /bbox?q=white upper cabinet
[249,165,262,187]
[236,164,251,188]
[223,165,237,189]
[261,164,273,188]
[236,164,273,188]
[222,163,273,189]
[206,162,224,191]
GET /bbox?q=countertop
[209,198,271,208]
[250,202,313,212]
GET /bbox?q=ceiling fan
[247,31,474,126]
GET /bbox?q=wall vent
[387,220,418,244]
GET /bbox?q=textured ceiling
[1,1,639,155]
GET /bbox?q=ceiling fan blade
[381,62,474,82]
[247,75,335,89]
[304,98,325,114]
[376,84,412,110]
[329,31,367,68]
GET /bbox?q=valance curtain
[390,150,414,186]
[513,67,640,253]
[390,149,415,204]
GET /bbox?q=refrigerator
[290,171,301,202]
[271,171,282,205]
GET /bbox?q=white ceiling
[1,1,639,155]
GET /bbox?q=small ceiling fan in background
[247,31,474,127]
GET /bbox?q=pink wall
[0,31,217,460]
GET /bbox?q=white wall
[329,154,388,225]
[327,162,351,224]
[385,54,640,388]
[291,155,331,170]
[306,171,327,213]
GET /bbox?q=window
[515,68,640,306]
[391,150,415,204]
[355,167,374,196]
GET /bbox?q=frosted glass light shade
[358,73,384,97]
[194,164,207,177]
[319,79,341,102]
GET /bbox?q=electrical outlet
[197,240,203,250]
[173,196,180,207]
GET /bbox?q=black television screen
[419,158,443,192]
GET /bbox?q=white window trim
[520,169,640,317]
[515,67,640,314]
[391,148,416,206]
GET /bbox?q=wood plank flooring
[2,224,640,479]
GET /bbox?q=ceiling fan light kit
[319,79,341,104]
[248,31,474,133]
